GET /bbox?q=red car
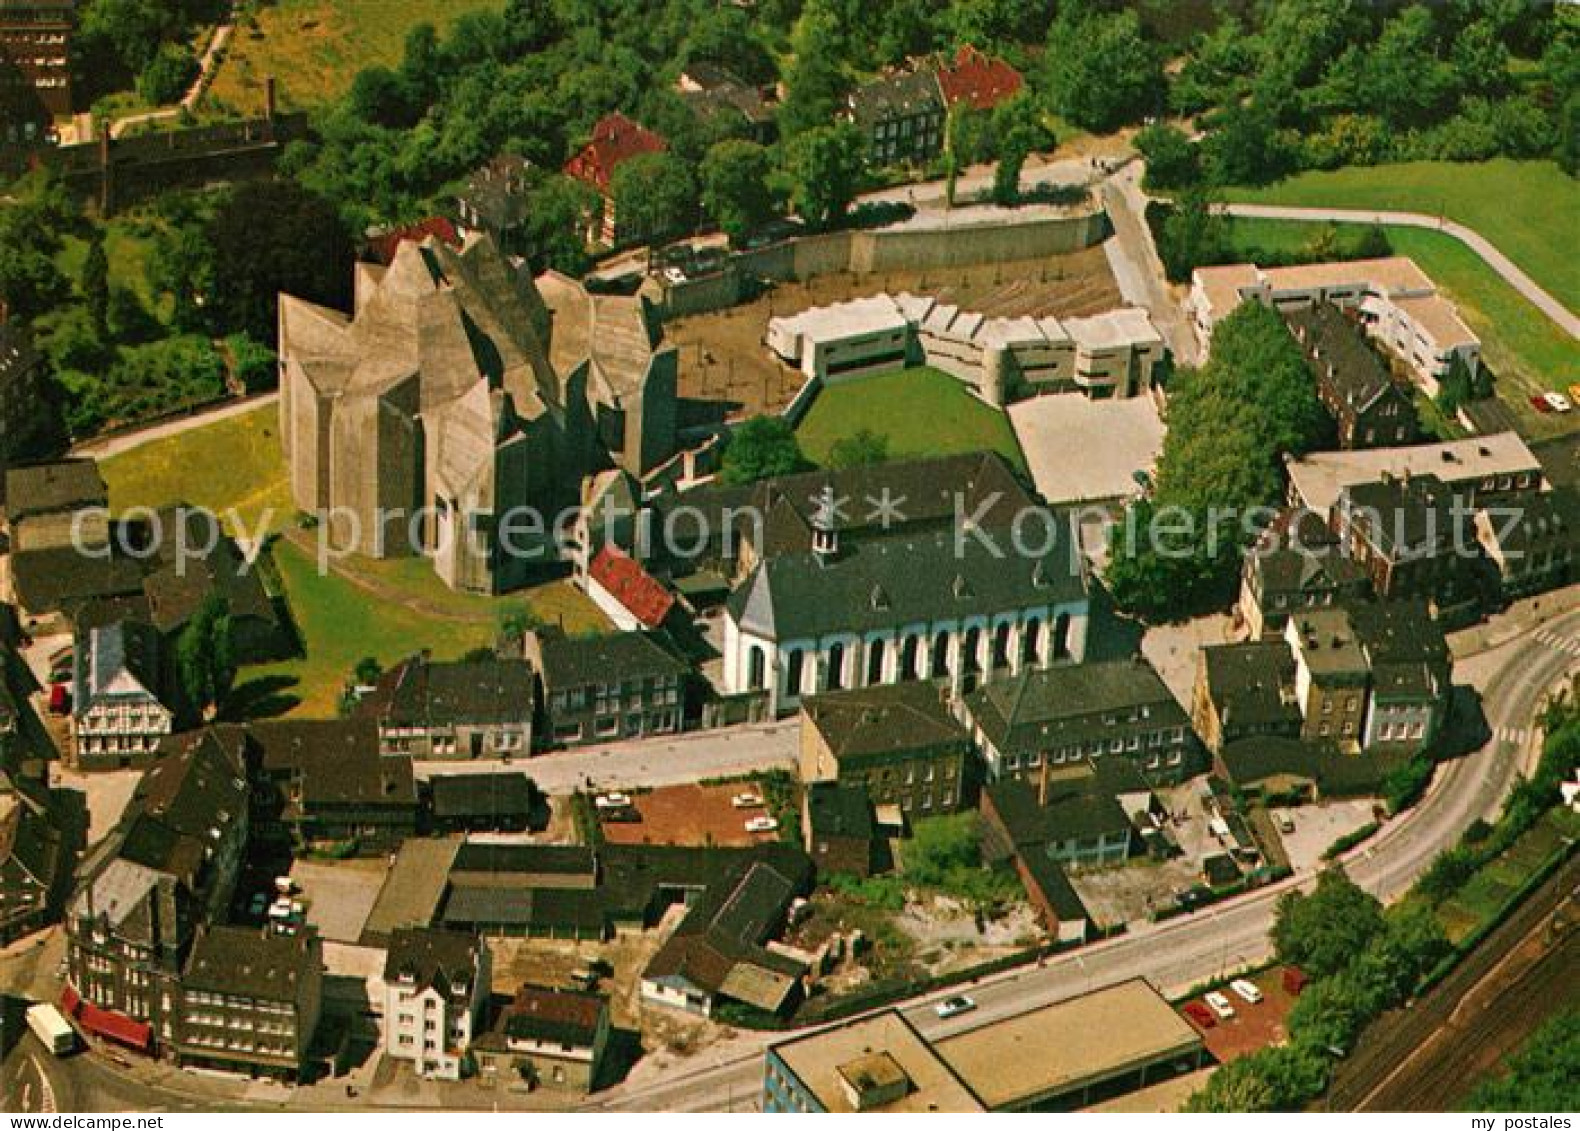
[48,684,71,715]
[1531,394,1555,414]
[1182,1001,1217,1028]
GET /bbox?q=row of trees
[1105,301,1331,620]
[1140,0,1579,189]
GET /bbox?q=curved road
[1215,203,1580,342]
[589,610,1580,1112]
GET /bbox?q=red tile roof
[368,217,461,265]
[590,546,675,629]
[936,45,1023,112]
[564,112,667,195]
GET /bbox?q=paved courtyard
[1009,392,1164,505]
[290,857,390,944]
[1272,798,1379,872]
[600,782,781,848]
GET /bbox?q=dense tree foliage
[786,123,867,229]
[701,140,775,246]
[1043,3,1163,133]
[1466,1011,1580,1110]
[720,416,808,484]
[177,593,235,720]
[1106,302,1329,619]
[610,152,698,248]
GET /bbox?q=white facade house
[382,928,492,1080]
[71,621,174,769]
[1188,257,1481,396]
[724,524,1090,717]
[767,293,1165,406]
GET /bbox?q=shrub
[138,44,200,105]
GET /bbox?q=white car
[744,816,779,834]
[662,266,687,285]
[1545,391,1573,413]
[1230,979,1264,1005]
[594,792,632,810]
[731,792,765,809]
[1205,991,1236,1019]
[935,995,976,1019]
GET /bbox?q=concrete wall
[654,208,1110,321]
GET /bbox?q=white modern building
[767,293,1165,405]
[383,928,492,1080]
[1188,257,1481,396]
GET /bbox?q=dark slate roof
[1016,848,1091,924]
[442,884,606,933]
[643,860,807,1000]
[1249,508,1368,596]
[451,842,595,877]
[1481,488,1580,558]
[250,719,416,809]
[1218,735,1395,794]
[1284,303,1400,414]
[535,630,688,690]
[138,509,279,636]
[802,682,967,764]
[456,154,533,232]
[0,800,63,891]
[849,69,943,128]
[183,924,318,999]
[986,769,1131,847]
[381,656,534,726]
[678,63,773,127]
[495,985,606,1048]
[10,546,146,614]
[1339,474,1466,556]
[1347,599,1449,702]
[1200,642,1300,729]
[428,772,537,820]
[728,524,1085,641]
[74,619,165,709]
[383,926,484,992]
[805,781,875,842]
[966,658,1185,753]
[655,451,1033,559]
[3,459,105,522]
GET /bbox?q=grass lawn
[99,403,296,537]
[57,213,171,321]
[1224,159,1580,312]
[238,538,607,718]
[205,0,504,115]
[1225,217,1580,441]
[795,366,1028,472]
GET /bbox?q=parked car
[1276,811,1296,834]
[1181,1001,1217,1029]
[744,816,779,834]
[1545,391,1573,413]
[731,792,765,809]
[1532,394,1555,414]
[1204,991,1236,1019]
[594,792,632,810]
[1230,979,1264,1005]
[935,995,976,1019]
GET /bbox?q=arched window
[866,638,886,686]
[828,642,846,691]
[1053,612,1072,659]
[992,622,1011,669]
[786,649,805,698]
[900,635,920,680]
[931,632,951,678]
[963,627,983,674]
[1022,617,1043,665]
[748,646,766,690]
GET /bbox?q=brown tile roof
[563,112,666,195]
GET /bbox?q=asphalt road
[1216,203,1580,341]
[588,610,1580,1112]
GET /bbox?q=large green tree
[177,593,235,721]
[721,416,808,485]
[1272,868,1386,980]
[786,123,866,229]
[777,0,851,137]
[1043,4,1163,133]
[701,140,774,246]
[204,181,354,345]
[610,152,698,248]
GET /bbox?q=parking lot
[1178,968,1300,1063]
[1272,798,1380,872]
[599,782,782,848]
[288,857,391,944]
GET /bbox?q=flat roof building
[765,1010,985,1113]
[933,979,1206,1111]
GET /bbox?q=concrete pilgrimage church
[277,233,679,594]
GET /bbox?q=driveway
[1216,202,1579,341]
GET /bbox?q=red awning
[59,984,81,1017]
[78,1001,152,1051]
